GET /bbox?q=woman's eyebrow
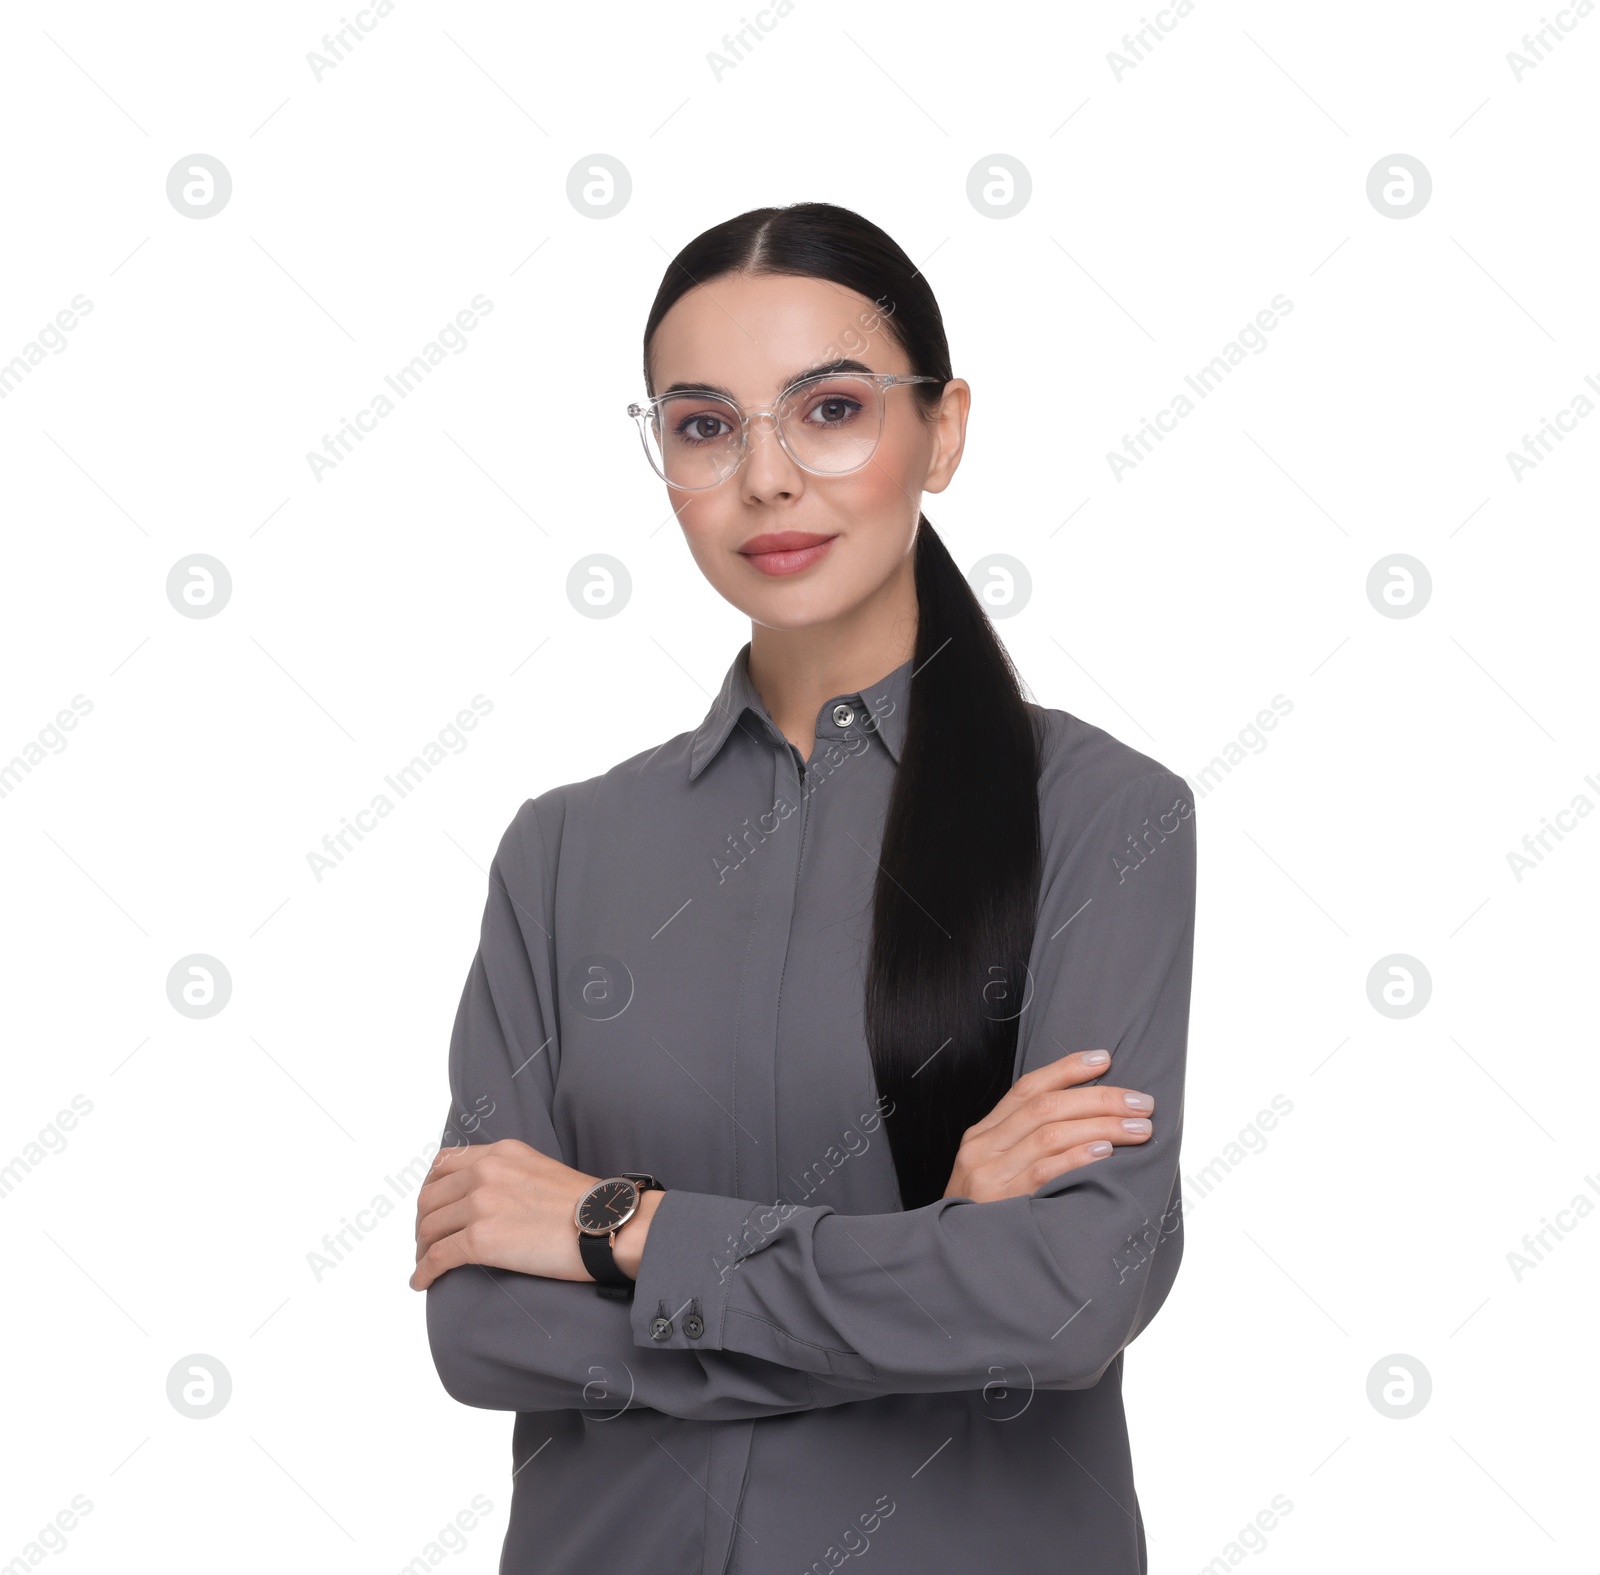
[660,358,877,400]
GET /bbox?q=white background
[2,1,1596,1570]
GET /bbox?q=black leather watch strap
[579,1231,635,1296]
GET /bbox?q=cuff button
[650,1315,673,1342]
[684,1311,705,1339]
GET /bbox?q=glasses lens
[645,394,743,488]
[778,376,885,474]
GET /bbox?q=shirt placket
[700,717,813,1575]
[741,691,868,1215]
[707,693,874,1575]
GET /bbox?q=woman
[412,202,1197,1574]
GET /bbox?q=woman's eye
[675,412,733,444]
[804,395,863,426]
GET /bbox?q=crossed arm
[416,770,1196,1422]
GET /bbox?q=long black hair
[643,202,1044,1212]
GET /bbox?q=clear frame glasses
[627,371,941,491]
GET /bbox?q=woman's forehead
[649,273,903,393]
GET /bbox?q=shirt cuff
[628,1187,766,1350]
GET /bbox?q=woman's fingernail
[1124,1092,1152,1111]
[1087,1141,1113,1157]
[1121,1118,1151,1135]
[1081,1050,1110,1067]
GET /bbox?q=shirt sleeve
[423,796,849,1423]
[629,767,1197,1400]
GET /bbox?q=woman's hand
[944,1049,1154,1203]
[411,1139,610,1292]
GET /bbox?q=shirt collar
[689,641,912,781]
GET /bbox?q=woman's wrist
[611,1188,664,1280]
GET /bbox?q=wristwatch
[575,1172,663,1300]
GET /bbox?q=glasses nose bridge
[742,403,782,434]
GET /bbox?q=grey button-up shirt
[426,640,1197,1574]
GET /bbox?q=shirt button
[650,1314,673,1341]
[684,1311,705,1339]
[831,702,855,727]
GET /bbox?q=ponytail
[868,514,1042,1209]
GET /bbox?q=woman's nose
[740,411,803,500]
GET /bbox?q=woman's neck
[745,563,918,758]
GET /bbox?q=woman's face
[645,272,969,631]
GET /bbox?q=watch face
[576,1178,639,1234]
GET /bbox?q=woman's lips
[737,532,838,577]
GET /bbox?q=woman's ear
[921,379,971,496]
